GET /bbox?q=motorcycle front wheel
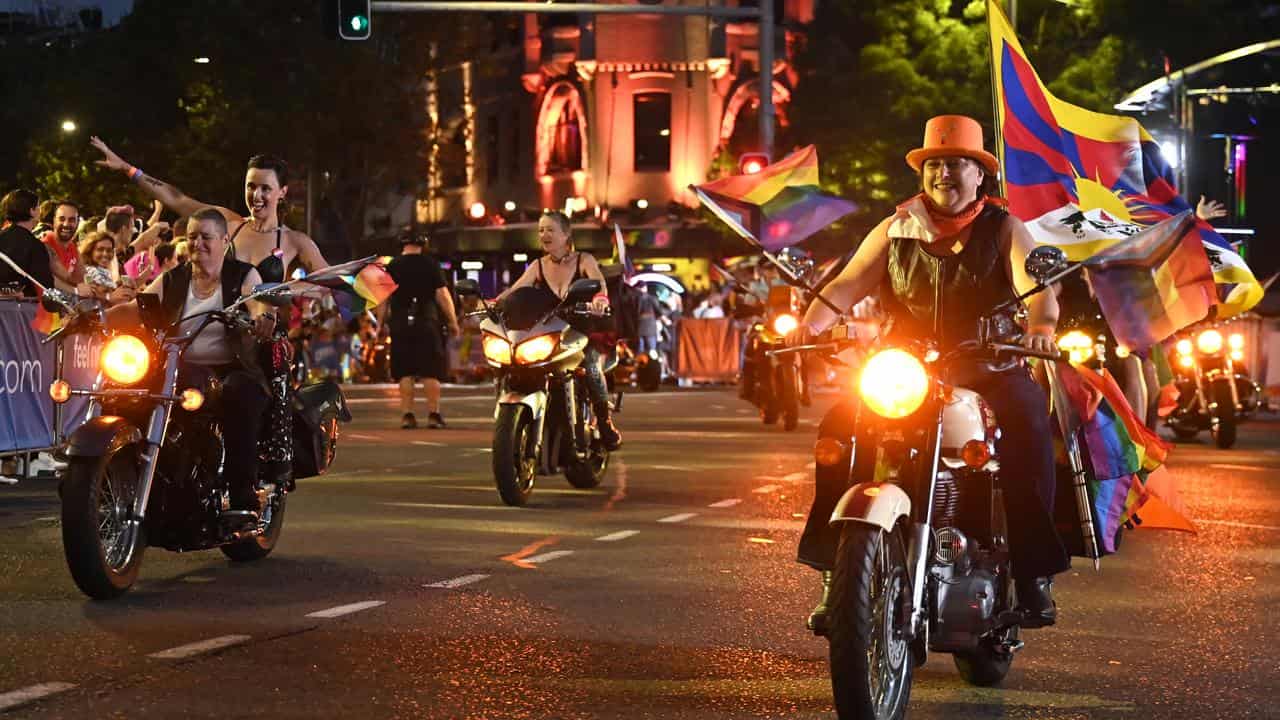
[1212,384,1238,449]
[493,404,538,506]
[61,450,147,600]
[779,364,800,432]
[828,523,912,720]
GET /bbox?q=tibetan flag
[987,0,1263,319]
[692,145,857,251]
[300,256,398,307]
[1081,211,1217,352]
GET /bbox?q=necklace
[548,251,574,265]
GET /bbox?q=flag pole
[988,0,1008,200]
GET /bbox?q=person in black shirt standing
[0,189,54,298]
[380,234,460,429]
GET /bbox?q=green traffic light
[349,15,368,32]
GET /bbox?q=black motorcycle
[739,284,808,430]
[1166,326,1261,448]
[456,278,615,507]
[43,286,350,600]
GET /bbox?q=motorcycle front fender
[495,390,547,422]
[830,481,912,533]
[67,416,142,459]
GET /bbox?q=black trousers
[797,367,1071,581]
[181,364,270,508]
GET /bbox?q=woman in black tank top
[495,211,621,450]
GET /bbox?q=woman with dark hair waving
[497,210,621,449]
[90,136,332,486]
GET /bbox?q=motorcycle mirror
[1024,246,1069,284]
[455,279,481,296]
[565,278,602,304]
[252,283,294,307]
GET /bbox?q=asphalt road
[1,386,1277,719]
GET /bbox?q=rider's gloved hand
[1022,325,1057,355]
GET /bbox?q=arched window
[536,81,588,177]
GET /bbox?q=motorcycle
[740,284,808,430]
[42,285,351,600]
[1166,326,1262,448]
[456,278,615,507]
[775,246,1074,719]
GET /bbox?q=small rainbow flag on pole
[299,256,398,307]
[691,146,857,251]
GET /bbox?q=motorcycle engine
[930,529,998,653]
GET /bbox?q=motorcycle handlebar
[988,342,1070,363]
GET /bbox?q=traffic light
[738,152,770,175]
[339,0,371,40]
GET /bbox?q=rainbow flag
[300,256,398,307]
[692,145,857,251]
[1058,363,1187,551]
[1081,211,1217,352]
[987,0,1262,319]
[30,304,60,335]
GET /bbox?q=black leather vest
[881,205,1017,351]
[158,259,266,387]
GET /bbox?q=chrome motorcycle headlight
[1196,329,1223,355]
[101,334,149,385]
[858,348,930,419]
[482,334,512,365]
[515,334,558,364]
[1056,330,1094,365]
[771,313,798,337]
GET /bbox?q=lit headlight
[858,348,930,419]
[1175,339,1193,356]
[1114,345,1131,359]
[1196,329,1223,355]
[1228,333,1244,351]
[515,334,558,364]
[1056,330,1095,365]
[771,314,798,336]
[482,334,512,365]
[101,335,149,385]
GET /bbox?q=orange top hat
[905,115,999,175]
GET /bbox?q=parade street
[1,387,1278,719]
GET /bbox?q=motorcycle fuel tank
[939,388,997,469]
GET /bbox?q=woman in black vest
[795,115,1069,631]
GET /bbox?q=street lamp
[60,120,77,133]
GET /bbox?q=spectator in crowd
[77,231,136,305]
[152,242,179,276]
[637,286,662,353]
[42,200,84,291]
[378,233,459,429]
[33,199,56,237]
[692,288,726,319]
[0,189,54,298]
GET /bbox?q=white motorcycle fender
[494,390,547,421]
[829,482,912,533]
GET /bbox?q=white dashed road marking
[658,513,698,524]
[525,550,575,564]
[149,635,251,660]
[349,433,380,441]
[305,601,386,619]
[596,530,640,542]
[708,499,742,508]
[412,440,446,447]
[0,683,76,712]
[425,574,490,589]
[753,484,782,494]
[1208,463,1271,472]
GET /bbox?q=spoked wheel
[828,523,912,720]
[221,492,288,562]
[494,404,538,506]
[565,401,609,489]
[61,449,146,600]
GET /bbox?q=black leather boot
[806,570,833,636]
[1015,576,1058,628]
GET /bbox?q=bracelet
[592,292,610,304]
[127,166,143,181]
